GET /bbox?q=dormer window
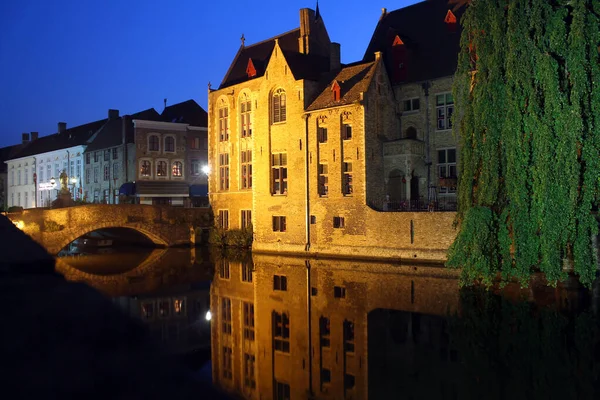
[392,35,404,47]
[391,35,408,83]
[332,80,341,101]
[246,58,257,78]
[445,10,457,32]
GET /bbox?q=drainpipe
[306,259,313,396]
[422,81,432,201]
[304,113,311,251]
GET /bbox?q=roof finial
[380,8,387,20]
[315,0,321,20]
[241,33,245,47]
[208,82,212,91]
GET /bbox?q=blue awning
[189,184,208,197]
[119,182,136,196]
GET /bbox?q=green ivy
[449,0,599,287]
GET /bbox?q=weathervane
[241,34,245,47]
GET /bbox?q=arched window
[149,135,159,151]
[165,136,175,152]
[140,160,152,177]
[240,93,252,137]
[272,88,286,123]
[405,127,417,139]
[218,100,229,141]
[157,161,167,177]
[172,161,183,177]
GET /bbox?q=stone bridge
[6,204,212,255]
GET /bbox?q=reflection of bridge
[6,204,211,255]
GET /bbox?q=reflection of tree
[449,288,600,399]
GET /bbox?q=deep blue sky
[0,0,419,148]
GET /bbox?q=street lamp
[70,177,77,200]
[202,165,210,175]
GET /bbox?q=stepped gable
[363,0,464,83]
[306,61,377,111]
[161,99,207,127]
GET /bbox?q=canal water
[57,247,600,399]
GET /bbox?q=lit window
[172,161,183,177]
[157,161,167,177]
[271,153,287,195]
[218,102,229,141]
[140,160,151,177]
[219,153,229,190]
[272,216,286,232]
[272,88,286,123]
[436,93,454,130]
[165,136,175,152]
[149,135,159,151]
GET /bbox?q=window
[344,320,355,352]
[318,126,328,143]
[243,302,255,340]
[48,164,52,180]
[219,260,230,279]
[165,136,175,152]
[140,160,151,177]
[172,161,183,177]
[24,192,28,208]
[321,368,331,385]
[218,103,229,141]
[334,286,346,298]
[403,98,420,112]
[54,164,59,179]
[104,164,109,181]
[272,311,290,353]
[222,347,233,380]
[93,190,99,203]
[436,93,454,130]
[343,162,353,195]
[274,381,290,400]
[24,168,28,185]
[191,159,201,176]
[241,150,252,189]
[218,210,229,230]
[103,150,109,162]
[273,275,287,291]
[191,137,201,149]
[17,170,21,186]
[86,169,90,184]
[93,167,99,183]
[112,148,118,159]
[174,298,185,315]
[345,374,356,390]
[318,164,328,196]
[342,124,352,140]
[86,153,90,164]
[103,189,109,204]
[272,88,286,123]
[155,160,166,177]
[333,216,345,228]
[10,170,13,186]
[438,148,457,194]
[320,316,331,347]
[241,210,252,230]
[219,153,229,190]
[240,94,252,137]
[17,192,20,206]
[113,163,119,179]
[244,354,256,389]
[221,298,232,334]
[272,216,286,232]
[242,261,253,282]
[39,166,43,183]
[76,159,81,179]
[94,152,99,163]
[114,190,119,204]
[271,153,287,194]
[149,135,159,151]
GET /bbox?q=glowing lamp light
[70,177,77,184]
[13,220,25,230]
[201,165,210,175]
[205,310,212,321]
[50,177,56,186]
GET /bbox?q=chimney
[108,109,119,119]
[375,51,382,61]
[298,8,315,54]
[58,122,67,134]
[21,133,30,144]
[330,42,341,71]
[164,98,167,110]
[380,8,388,20]
[31,132,38,141]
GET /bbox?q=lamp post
[70,177,77,200]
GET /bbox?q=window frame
[342,123,352,140]
[148,134,160,152]
[240,94,253,137]
[343,162,353,195]
[436,92,454,131]
[272,311,290,353]
[241,150,252,189]
[438,147,457,195]
[403,97,420,113]
[271,153,287,195]
[156,159,168,178]
[318,163,328,197]
[272,88,287,124]
[272,216,287,232]
[172,160,183,178]
[241,209,252,230]
[219,153,229,191]
[139,159,152,179]
[164,135,176,153]
[218,101,229,142]
[218,209,229,230]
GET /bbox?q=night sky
[0,0,418,148]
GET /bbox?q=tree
[447,0,600,287]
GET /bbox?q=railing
[370,198,458,212]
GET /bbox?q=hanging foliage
[447,0,600,287]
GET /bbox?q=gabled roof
[85,108,160,153]
[363,0,464,83]
[9,119,107,160]
[219,29,301,89]
[161,99,207,127]
[306,61,378,111]
[0,145,22,173]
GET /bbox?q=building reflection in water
[211,254,600,399]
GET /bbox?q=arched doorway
[388,169,406,201]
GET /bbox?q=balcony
[383,138,425,158]
[369,198,458,212]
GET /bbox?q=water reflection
[211,254,600,399]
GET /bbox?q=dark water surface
[58,248,600,399]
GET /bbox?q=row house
[0,140,27,211]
